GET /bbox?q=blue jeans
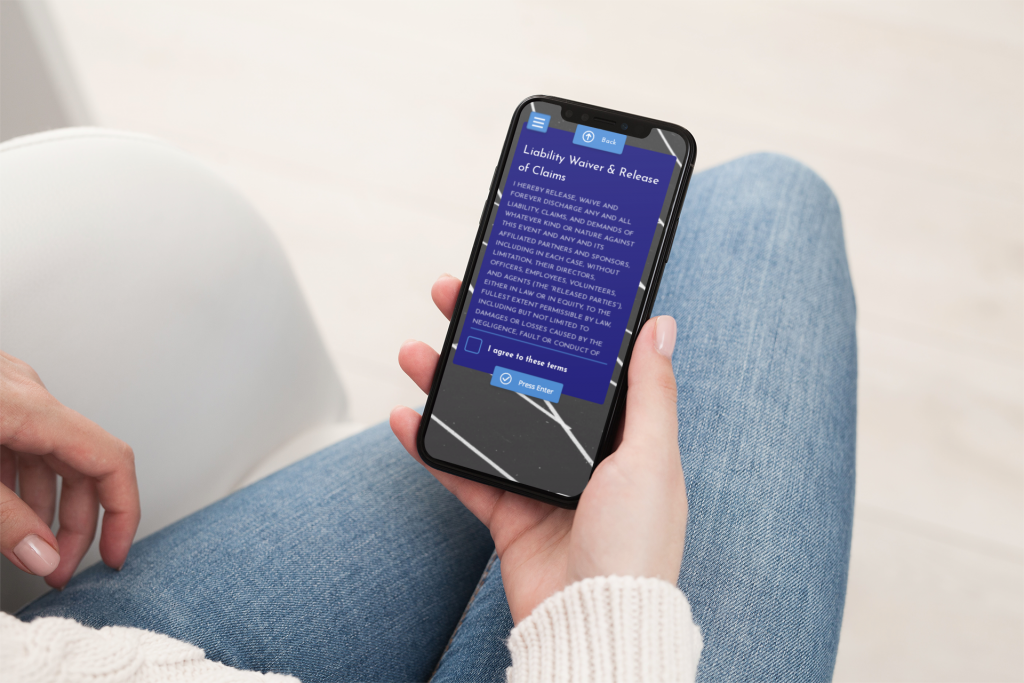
[19,153,857,682]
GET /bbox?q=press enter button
[490,366,564,403]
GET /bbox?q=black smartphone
[417,96,696,508]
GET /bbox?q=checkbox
[464,336,483,354]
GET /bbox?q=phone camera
[621,122,629,131]
[581,113,589,122]
[564,109,573,118]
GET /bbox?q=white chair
[0,128,364,611]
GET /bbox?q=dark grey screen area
[424,100,689,498]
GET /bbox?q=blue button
[527,112,550,133]
[490,366,563,403]
[573,125,626,155]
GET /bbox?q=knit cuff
[506,575,702,683]
[0,612,297,682]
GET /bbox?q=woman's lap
[432,153,857,682]
[18,423,495,682]
[662,152,855,680]
[20,152,856,683]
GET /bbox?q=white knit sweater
[1,576,702,682]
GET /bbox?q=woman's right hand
[0,352,140,588]
[391,275,688,625]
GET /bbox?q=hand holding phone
[390,275,688,624]
[416,97,695,507]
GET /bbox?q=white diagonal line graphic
[430,414,517,481]
[656,128,683,168]
[517,394,593,467]
[544,400,594,466]
[517,392,556,419]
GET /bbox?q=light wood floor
[49,1,1023,680]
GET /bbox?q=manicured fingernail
[655,316,677,358]
[13,535,60,577]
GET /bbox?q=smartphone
[417,96,696,508]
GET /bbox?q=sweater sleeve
[506,576,703,683]
[0,612,298,683]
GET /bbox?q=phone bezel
[416,95,696,509]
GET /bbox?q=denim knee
[738,153,842,253]
[673,152,854,328]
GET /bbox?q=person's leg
[18,422,496,683]
[430,153,857,682]
[429,553,513,681]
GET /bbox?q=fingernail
[13,535,60,577]
[655,316,677,358]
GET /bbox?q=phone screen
[421,99,692,501]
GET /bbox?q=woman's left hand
[0,352,140,588]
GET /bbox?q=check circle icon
[500,372,513,385]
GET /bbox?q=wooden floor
[49,1,1023,680]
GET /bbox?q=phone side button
[480,197,493,226]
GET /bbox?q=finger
[0,483,60,577]
[431,275,462,321]
[620,316,681,461]
[3,387,125,478]
[389,405,503,525]
[4,395,140,571]
[17,453,57,527]
[398,340,440,394]
[47,475,99,588]
[1,446,14,490]
[1,351,46,388]
[95,456,140,570]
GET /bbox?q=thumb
[1,483,60,577]
[620,315,680,457]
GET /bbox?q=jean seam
[429,550,499,681]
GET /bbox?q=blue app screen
[425,101,689,496]
[452,125,676,403]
